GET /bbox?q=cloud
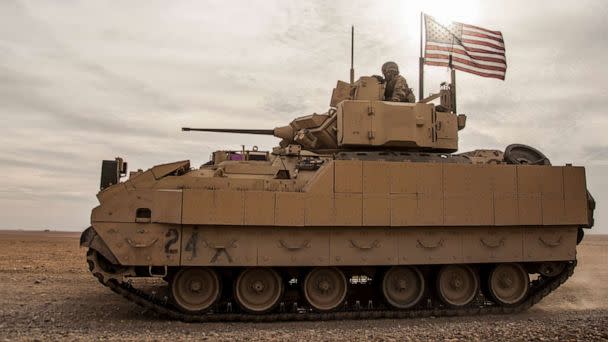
[1,0,606,232]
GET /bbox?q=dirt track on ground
[0,231,607,341]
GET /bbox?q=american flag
[424,14,507,80]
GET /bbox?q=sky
[1,0,607,233]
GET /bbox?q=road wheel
[436,265,479,307]
[382,266,425,309]
[488,263,529,305]
[504,144,551,165]
[304,267,347,311]
[171,267,221,313]
[234,268,283,313]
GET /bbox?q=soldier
[381,61,416,103]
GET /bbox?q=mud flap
[586,190,595,228]
[80,226,120,265]
[80,226,95,247]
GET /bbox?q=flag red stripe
[425,53,507,71]
[453,64,505,80]
[462,30,504,43]
[425,60,505,80]
[425,53,507,72]
[460,23,502,36]
[463,46,505,55]
[426,42,506,56]
[461,38,505,51]
[425,45,506,64]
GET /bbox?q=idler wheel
[235,268,283,313]
[437,265,479,307]
[504,144,551,165]
[171,267,221,313]
[382,266,425,309]
[488,263,529,306]
[304,267,348,311]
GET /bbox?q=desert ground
[0,231,606,341]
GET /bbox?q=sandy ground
[0,231,607,341]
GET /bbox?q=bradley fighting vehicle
[81,74,595,321]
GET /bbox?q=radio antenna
[350,25,355,85]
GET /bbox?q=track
[86,250,576,323]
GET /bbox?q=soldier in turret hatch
[381,61,416,103]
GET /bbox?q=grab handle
[416,238,444,249]
[126,238,158,248]
[480,237,505,248]
[349,239,380,250]
[539,236,562,248]
[279,239,310,251]
[203,239,237,249]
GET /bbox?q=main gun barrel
[182,128,275,135]
[182,125,295,141]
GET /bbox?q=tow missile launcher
[81,74,594,322]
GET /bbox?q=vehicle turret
[183,76,466,153]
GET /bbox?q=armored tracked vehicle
[81,75,595,321]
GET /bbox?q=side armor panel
[93,224,578,267]
[93,162,589,228]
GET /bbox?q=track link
[86,253,576,322]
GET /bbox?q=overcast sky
[1,0,607,233]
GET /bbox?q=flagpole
[418,12,424,101]
[449,55,457,113]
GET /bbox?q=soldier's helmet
[381,61,400,77]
